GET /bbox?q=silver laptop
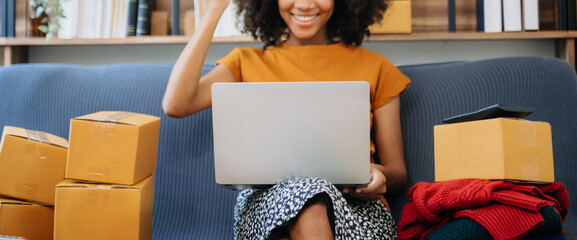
[211,81,371,189]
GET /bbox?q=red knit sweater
[397,179,569,240]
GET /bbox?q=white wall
[26,39,556,66]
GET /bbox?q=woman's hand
[341,163,387,201]
[163,0,235,117]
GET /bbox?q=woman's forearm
[162,1,230,117]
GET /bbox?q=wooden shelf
[1,31,576,46]
[2,31,577,66]
[0,35,254,46]
[366,31,577,41]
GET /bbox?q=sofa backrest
[0,56,575,239]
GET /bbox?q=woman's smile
[279,0,334,45]
[292,13,319,23]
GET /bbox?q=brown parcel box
[0,197,54,240]
[0,126,68,205]
[54,176,154,240]
[369,0,412,34]
[67,111,160,185]
[434,118,554,183]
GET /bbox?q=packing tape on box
[85,188,111,205]
[91,112,136,139]
[25,130,49,160]
[519,119,537,147]
[519,119,539,180]
[92,122,117,138]
[26,130,49,144]
[95,112,136,123]
[522,158,541,181]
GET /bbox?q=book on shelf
[14,0,26,37]
[184,9,195,36]
[58,0,78,39]
[126,0,138,36]
[0,0,6,37]
[449,0,455,32]
[150,10,168,35]
[135,0,153,36]
[477,0,503,32]
[558,0,568,30]
[568,0,576,30]
[6,0,14,37]
[523,0,539,31]
[171,0,178,35]
[503,0,522,32]
[0,0,15,37]
[58,0,134,39]
[539,0,556,30]
[448,0,477,32]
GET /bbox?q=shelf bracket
[4,46,29,66]
[555,38,575,68]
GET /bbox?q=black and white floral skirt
[233,177,397,240]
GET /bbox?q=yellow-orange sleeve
[372,59,411,110]
[215,48,243,82]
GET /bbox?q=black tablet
[442,104,535,124]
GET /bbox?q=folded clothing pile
[397,178,570,240]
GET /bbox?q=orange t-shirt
[216,42,411,157]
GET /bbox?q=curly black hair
[234,0,389,48]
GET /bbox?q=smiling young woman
[278,0,334,45]
[163,0,410,239]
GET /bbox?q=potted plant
[29,0,65,40]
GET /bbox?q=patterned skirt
[233,178,397,240]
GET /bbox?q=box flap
[56,179,142,190]
[1,126,69,148]
[0,196,32,206]
[73,111,160,126]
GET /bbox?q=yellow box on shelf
[369,0,412,34]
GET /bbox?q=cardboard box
[369,0,412,34]
[0,197,55,240]
[434,118,554,183]
[67,111,160,185]
[0,126,68,205]
[54,176,154,240]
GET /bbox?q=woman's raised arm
[162,0,236,118]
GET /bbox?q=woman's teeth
[294,15,316,22]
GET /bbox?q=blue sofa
[0,56,575,239]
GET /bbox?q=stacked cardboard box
[0,126,68,240]
[434,118,555,183]
[54,111,160,240]
[0,197,55,240]
[0,126,68,205]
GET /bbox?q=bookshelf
[3,31,576,66]
[2,0,577,67]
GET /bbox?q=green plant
[29,0,65,40]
